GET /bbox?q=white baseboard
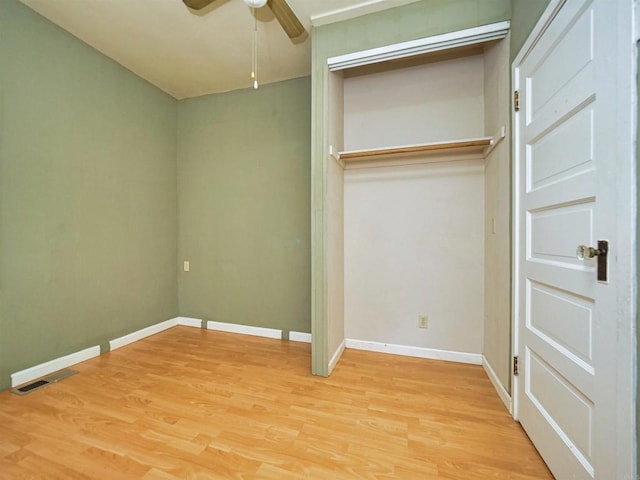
[344,339,483,365]
[206,321,282,340]
[176,317,202,328]
[329,340,346,374]
[482,355,512,413]
[109,318,178,351]
[109,317,203,351]
[12,317,204,387]
[11,345,101,388]
[289,331,312,343]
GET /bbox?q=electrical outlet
[418,315,428,329]
[183,260,190,272]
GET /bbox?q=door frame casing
[511,0,637,477]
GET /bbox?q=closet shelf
[336,136,494,163]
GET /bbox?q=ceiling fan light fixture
[243,0,268,8]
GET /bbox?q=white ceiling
[19,0,421,99]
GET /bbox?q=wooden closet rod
[338,137,493,161]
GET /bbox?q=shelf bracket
[329,145,345,169]
[484,126,506,158]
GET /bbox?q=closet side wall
[483,37,512,393]
[327,72,345,367]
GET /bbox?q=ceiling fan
[182,0,306,39]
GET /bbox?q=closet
[315,22,512,396]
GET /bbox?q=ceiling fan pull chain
[252,11,258,89]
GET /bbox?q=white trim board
[11,345,100,388]
[109,318,178,351]
[482,355,512,414]
[310,0,421,27]
[345,339,482,365]
[327,21,510,71]
[289,331,312,343]
[329,340,346,374]
[176,317,202,328]
[109,317,202,351]
[206,321,282,340]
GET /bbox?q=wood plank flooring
[0,327,553,479]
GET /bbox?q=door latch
[576,240,608,282]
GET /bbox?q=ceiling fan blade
[182,0,216,10]
[267,0,305,39]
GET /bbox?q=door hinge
[513,356,519,376]
[513,90,520,112]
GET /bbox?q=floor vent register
[11,369,78,395]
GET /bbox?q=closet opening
[315,22,512,411]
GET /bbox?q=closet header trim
[327,21,510,71]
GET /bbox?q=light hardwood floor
[0,326,553,479]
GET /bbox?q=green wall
[0,1,311,391]
[510,0,552,59]
[177,78,311,335]
[310,0,511,375]
[0,0,178,390]
[313,0,510,58]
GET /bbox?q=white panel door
[513,0,635,479]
